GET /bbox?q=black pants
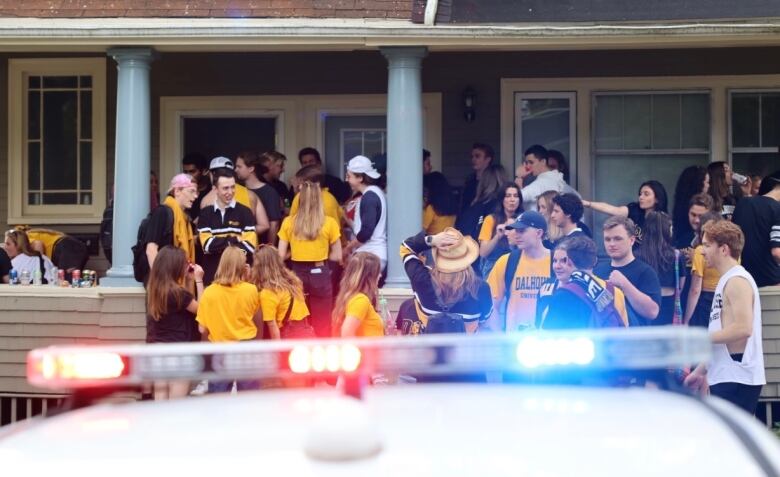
[690,291,714,328]
[710,382,763,415]
[292,262,333,338]
[52,236,89,272]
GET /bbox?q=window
[592,91,711,242]
[729,90,780,178]
[8,58,106,223]
[340,127,387,172]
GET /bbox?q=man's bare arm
[710,277,754,345]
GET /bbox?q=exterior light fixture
[463,87,476,122]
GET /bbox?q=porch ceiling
[2,17,780,52]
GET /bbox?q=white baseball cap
[347,155,380,179]
[209,156,234,170]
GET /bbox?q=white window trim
[339,128,387,174]
[160,94,442,183]
[7,58,107,224]
[501,74,780,201]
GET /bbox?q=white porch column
[102,48,154,287]
[380,47,428,287]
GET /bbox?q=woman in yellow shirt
[478,183,522,278]
[684,212,726,328]
[252,244,314,339]
[196,246,265,393]
[332,252,384,337]
[422,172,458,235]
[278,180,342,338]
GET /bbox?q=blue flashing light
[516,336,596,369]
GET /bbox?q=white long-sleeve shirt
[521,170,579,211]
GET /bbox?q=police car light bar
[27,327,712,391]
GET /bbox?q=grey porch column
[381,47,427,287]
[102,48,154,286]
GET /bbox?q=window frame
[8,58,106,224]
[727,88,780,159]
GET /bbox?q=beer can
[72,269,81,287]
[9,269,18,285]
[58,269,65,283]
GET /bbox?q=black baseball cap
[506,210,547,233]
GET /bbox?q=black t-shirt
[455,198,498,240]
[269,179,293,205]
[250,184,282,222]
[188,188,211,222]
[542,288,593,330]
[535,278,559,328]
[324,174,352,205]
[460,174,478,212]
[146,289,196,343]
[655,253,688,289]
[733,195,780,287]
[627,202,645,245]
[594,257,661,326]
[144,205,174,249]
[0,248,11,282]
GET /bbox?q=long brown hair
[292,180,325,240]
[251,245,304,301]
[332,253,381,335]
[4,229,36,257]
[707,161,731,212]
[146,246,188,321]
[212,246,247,286]
[431,267,481,307]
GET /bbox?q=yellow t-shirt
[235,184,252,210]
[422,205,456,235]
[196,282,260,342]
[24,229,63,258]
[487,251,551,331]
[478,215,498,242]
[692,245,723,292]
[259,288,309,328]
[278,215,341,262]
[345,293,384,337]
[290,189,343,223]
[593,275,629,327]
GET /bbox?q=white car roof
[2,384,779,476]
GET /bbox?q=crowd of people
[2,141,777,415]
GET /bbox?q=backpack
[423,291,466,334]
[559,271,624,328]
[131,206,172,283]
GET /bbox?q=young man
[200,156,270,238]
[235,150,282,245]
[344,155,387,270]
[182,152,210,221]
[144,174,199,276]
[259,150,294,207]
[486,211,551,331]
[542,236,628,329]
[298,147,351,204]
[550,193,586,245]
[516,144,579,211]
[197,168,258,285]
[685,220,765,414]
[594,216,661,326]
[460,143,494,211]
[732,169,780,287]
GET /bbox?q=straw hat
[431,227,480,273]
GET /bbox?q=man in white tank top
[684,220,765,414]
[344,156,388,271]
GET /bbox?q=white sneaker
[190,380,208,396]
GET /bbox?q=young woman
[278,179,342,338]
[455,164,508,239]
[478,183,522,278]
[332,252,385,338]
[252,245,313,339]
[536,190,564,249]
[196,246,265,393]
[422,172,458,235]
[707,161,737,220]
[146,246,204,399]
[672,166,709,248]
[583,180,668,246]
[683,211,725,328]
[399,228,492,334]
[636,211,686,326]
[3,229,55,283]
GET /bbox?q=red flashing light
[288,344,362,374]
[30,352,127,383]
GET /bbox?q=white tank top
[353,185,387,263]
[707,265,766,386]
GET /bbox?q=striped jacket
[197,200,257,285]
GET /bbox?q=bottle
[379,293,396,336]
[732,172,748,185]
[19,269,31,286]
[33,268,42,286]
